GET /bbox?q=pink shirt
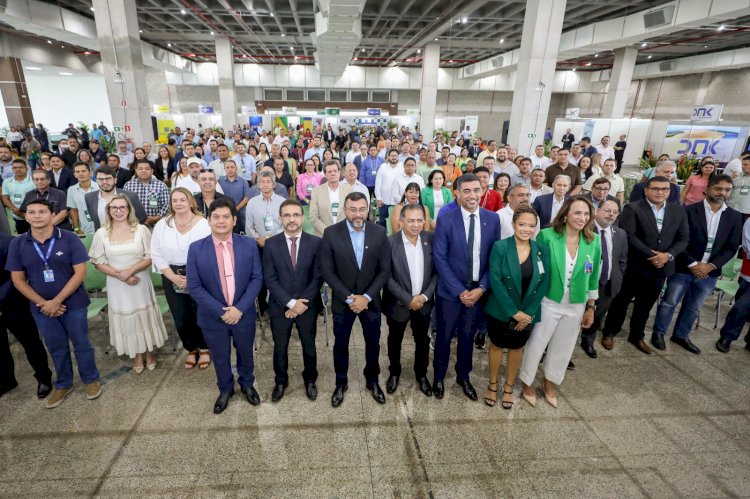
[296,171,324,200]
[212,235,235,305]
[684,175,708,205]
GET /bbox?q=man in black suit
[106,155,134,189]
[263,199,324,402]
[652,175,742,353]
[47,154,77,192]
[532,174,570,228]
[561,129,575,150]
[382,204,437,397]
[581,199,627,358]
[320,191,391,407]
[467,138,483,161]
[629,161,680,204]
[602,176,690,354]
[323,125,335,146]
[0,233,52,399]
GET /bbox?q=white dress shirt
[596,144,615,161]
[551,195,565,223]
[328,184,342,218]
[374,162,404,205]
[531,155,552,170]
[699,200,727,263]
[595,222,613,283]
[461,206,481,282]
[402,232,424,296]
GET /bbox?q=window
[372,90,390,102]
[307,89,326,101]
[329,90,348,102]
[264,88,283,100]
[350,90,369,102]
[286,89,304,100]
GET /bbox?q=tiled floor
[1,294,748,498]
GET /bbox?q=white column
[507,0,567,156]
[602,47,638,118]
[92,0,152,145]
[419,43,440,142]
[215,36,237,131]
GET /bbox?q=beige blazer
[309,182,353,237]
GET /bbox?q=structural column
[602,47,638,118]
[419,43,440,142]
[216,37,237,130]
[92,0,153,145]
[0,37,33,127]
[507,0,567,156]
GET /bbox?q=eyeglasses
[594,187,611,191]
[280,213,303,219]
[600,208,619,215]
[648,187,670,193]
[199,168,214,173]
[109,206,129,212]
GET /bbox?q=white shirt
[699,200,728,263]
[531,155,552,170]
[569,154,581,166]
[583,173,624,197]
[171,174,223,195]
[724,158,742,177]
[345,179,370,200]
[328,184,342,217]
[432,188,446,218]
[374,162,404,205]
[345,150,359,164]
[208,158,227,178]
[150,217,211,271]
[493,162,520,178]
[595,222,613,283]
[53,169,62,186]
[461,206,481,282]
[551,195,565,223]
[529,185,552,203]
[392,171,425,203]
[497,205,540,240]
[563,247,578,300]
[273,135,286,146]
[449,145,462,157]
[402,232,424,296]
[284,231,303,309]
[596,144,615,161]
[647,200,666,232]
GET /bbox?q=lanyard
[33,238,56,269]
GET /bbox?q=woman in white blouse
[151,187,212,370]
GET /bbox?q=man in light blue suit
[432,173,500,401]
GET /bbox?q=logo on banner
[691,104,723,121]
[662,125,740,162]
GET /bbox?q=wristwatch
[667,253,674,262]
[585,304,596,311]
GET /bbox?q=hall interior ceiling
[34,0,750,72]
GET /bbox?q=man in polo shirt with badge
[6,199,101,408]
[1,159,34,233]
[67,161,99,235]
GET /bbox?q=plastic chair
[150,272,179,352]
[386,206,395,237]
[79,234,94,251]
[713,259,743,328]
[84,262,110,354]
[302,205,315,235]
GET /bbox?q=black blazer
[48,168,77,192]
[676,202,742,277]
[382,231,437,322]
[532,193,568,228]
[602,225,628,297]
[319,220,391,313]
[629,181,680,204]
[84,188,147,230]
[114,167,133,189]
[0,233,18,309]
[619,199,689,277]
[263,231,324,314]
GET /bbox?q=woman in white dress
[89,194,168,373]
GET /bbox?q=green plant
[77,121,90,133]
[99,135,117,154]
[676,155,699,182]
[386,119,398,131]
[638,156,657,171]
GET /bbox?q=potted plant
[638,156,657,171]
[676,154,698,183]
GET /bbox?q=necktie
[467,214,476,284]
[220,241,235,305]
[290,236,298,269]
[599,228,609,287]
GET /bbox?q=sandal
[501,382,514,410]
[185,350,198,370]
[484,381,498,407]
[197,349,211,370]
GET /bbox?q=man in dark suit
[432,173,500,400]
[319,192,391,407]
[629,161,680,204]
[106,155,134,189]
[561,129,575,150]
[323,125,335,146]
[84,167,146,231]
[0,233,52,399]
[579,136,597,158]
[602,176,690,354]
[382,204,437,397]
[580,199,628,358]
[467,138,483,161]
[583,177,618,209]
[47,154,77,192]
[532,174,570,228]
[263,199,324,402]
[652,175,742,353]
[187,199,264,414]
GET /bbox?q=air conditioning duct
[310,0,366,78]
[490,56,504,69]
[643,6,676,30]
[659,61,674,72]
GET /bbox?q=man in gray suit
[382,203,437,396]
[83,166,147,231]
[580,198,627,358]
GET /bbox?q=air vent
[463,66,476,77]
[643,6,675,29]
[659,61,674,72]
[600,69,611,81]
[489,56,504,69]
[286,89,304,100]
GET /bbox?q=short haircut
[96,166,116,177]
[387,148,399,156]
[108,154,121,164]
[323,160,339,173]
[581,137,591,143]
[654,160,676,173]
[708,174,733,189]
[455,173,480,190]
[49,153,64,162]
[599,198,621,212]
[646,175,671,188]
[344,191,368,206]
[512,205,538,224]
[427,169,445,184]
[279,198,303,216]
[11,158,27,167]
[403,157,417,166]
[473,166,490,175]
[217,144,229,150]
[506,183,529,197]
[592,177,611,188]
[73,161,90,170]
[257,170,276,184]
[134,159,152,169]
[207,197,237,218]
[31,169,48,179]
[22,199,54,212]
[400,203,426,219]
[552,174,571,185]
[519,157,532,165]
[0,145,12,152]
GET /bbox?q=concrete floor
[1,292,749,498]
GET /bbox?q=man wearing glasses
[83,167,146,231]
[583,178,618,210]
[629,161,680,204]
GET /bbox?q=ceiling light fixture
[139,29,143,33]
[290,46,294,50]
[647,55,652,59]
[434,37,438,41]
[90,7,94,11]
[417,49,421,54]
[462,17,467,23]
[59,72,73,76]
[270,13,274,17]
[718,25,725,31]
[167,43,172,47]
[641,42,647,47]
[25,66,42,71]
[594,53,598,57]
[210,31,214,35]
[585,62,591,66]
[180,9,186,14]
[281,33,285,37]
[572,68,576,72]
[499,38,504,44]
[47,40,52,44]
[704,45,709,48]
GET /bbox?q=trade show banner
[302,117,313,134]
[156,119,174,143]
[273,116,289,131]
[248,116,263,133]
[662,125,741,163]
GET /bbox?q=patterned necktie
[220,241,235,305]
[290,236,298,269]
[467,214,476,284]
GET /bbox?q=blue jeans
[31,307,100,390]
[653,272,717,339]
[720,279,750,342]
[377,204,391,228]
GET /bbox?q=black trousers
[13,218,30,234]
[581,282,615,347]
[386,311,431,379]
[256,248,269,316]
[162,275,207,351]
[0,299,52,387]
[269,306,318,385]
[602,268,665,342]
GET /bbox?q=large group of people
[1,122,748,417]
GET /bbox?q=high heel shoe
[133,364,144,374]
[146,361,157,371]
[521,385,536,407]
[484,381,498,407]
[501,382,514,410]
[543,379,558,408]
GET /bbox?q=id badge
[84,210,92,222]
[12,194,21,205]
[584,257,593,274]
[537,259,545,274]
[332,202,339,218]
[372,170,377,176]
[43,268,55,283]
[263,214,274,232]
[307,184,313,194]
[148,196,158,208]
[446,180,452,187]
[741,185,750,195]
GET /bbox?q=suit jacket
[187,234,263,330]
[676,202,742,278]
[619,199,689,277]
[421,187,454,219]
[532,193,568,228]
[562,133,575,147]
[538,227,601,304]
[601,225,628,297]
[309,182,353,237]
[194,192,233,217]
[485,237,550,324]
[382,231,437,321]
[467,145,482,160]
[114,167,133,189]
[48,168,77,192]
[0,233,20,309]
[323,130,335,144]
[319,220,391,313]
[263,231,324,314]
[433,206,501,300]
[85,188,147,230]
[629,181,680,204]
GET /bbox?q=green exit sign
[325,107,340,116]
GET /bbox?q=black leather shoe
[457,379,478,401]
[386,375,399,394]
[582,344,597,359]
[745,343,750,351]
[0,381,18,398]
[567,361,576,370]
[433,380,444,399]
[305,382,318,401]
[670,336,701,354]
[651,334,666,351]
[367,382,386,404]
[474,333,486,350]
[213,390,234,414]
[241,386,261,406]
[715,338,731,353]
[36,382,52,399]
[331,384,347,407]
[271,383,288,403]
[417,377,433,397]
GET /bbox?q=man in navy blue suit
[432,173,500,400]
[187,198,264,414]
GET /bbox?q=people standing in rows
[218,160,250,232]
[474,165,502,212]
[296,159,324,206]
[630,161,680,203]
[1,160,34,234]
[421,170,453,226]
[21,169,71,231]
[123,160,170,228]
[391,183,431,234]
[310,161,352,237]
[342,163,370,200]
[67,162,99,235]
[47,154,77,192]
[193,169,231,218]
[680,160,715,206]
[497,184,540,240]
[374,149,404,228]
[84,167,146,231]
[533,175,571,228]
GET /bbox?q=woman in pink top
[680,160,715,205]
[296,158,324,205]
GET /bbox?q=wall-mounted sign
[662,125,741,162]
[565,108,580,119]
[241,105,257,114]
[282,106,297,113]
[198,105,214,113]
[691,104,723,122]
[153,105,170,113]
[367,108,381,116]
[325,107,340,116]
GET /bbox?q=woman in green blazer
[485,206,550,409]
[519,196,601,409]
[421,170,454,229]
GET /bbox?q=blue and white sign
[198,105,214,113]
[367,108,381,116]
[691,104,723,122]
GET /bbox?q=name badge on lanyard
[536,252,545,274]
[741,185,750,195]
[332,201,339,218]
[148,195,158,209]
[33,237,56,283]
[584,254,593,274]
[263,214,274,232]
